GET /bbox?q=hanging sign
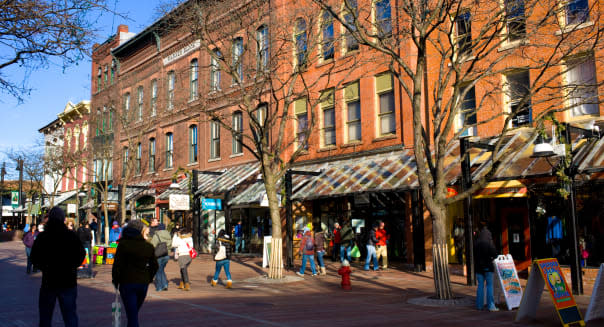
[169,194,190,211]
[67,203,77,214]
[585,263,604,322]
[11,191,19,208]
[202,198,222,210]
[493,254,523,310]
[516,258,584,327]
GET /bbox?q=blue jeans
[316,250,325,268]
[213,259,232,281]
[39,286,78,327]
[476,270,496,310]
[364,245,378,270]
[120,283,149,327]
[154,255,169,291]
[340,244,352,262]
[235,237,244,253]
[25,247,33,273]
[300,254,317,275]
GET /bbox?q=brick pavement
[1,241,602,327]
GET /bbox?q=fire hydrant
[338,260,352,291]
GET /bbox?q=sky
[0,0,166,178]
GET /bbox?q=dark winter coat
[77,226,92,244]
[314,232,326,252]
[112,226,158,287]
[340,223,355,247]
[30,220,85,289]
[474,228,497,272]
[366,229,378,246]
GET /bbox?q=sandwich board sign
[516,258,584,327]
[493,254,523,310]
[585,263,604,322]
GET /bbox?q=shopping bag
[214,243,226,260]
[350,244,361,258]
[112,289,121,327]
[186,242,198,259]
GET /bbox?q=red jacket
[376,229,389,246]
[333,228,341,244]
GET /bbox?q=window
[167,71,175,110]
[136,143,141,175]
[321,89,336,146]
[104,65,108,86]
[110,60,116,84]
[232,38,243,84]
[456,11,472,57]
[232,112,243,154]
[566,0,589,25]
[137,86,144,121]
[253,104,268,144]
[376,73,395,135]
[124,93,131,121]
[345,81,362,142]
[375,0,392,38]
[151,79,158,116]
[96,108,101,136]
[322,11,335,60]
[210,49,221,91]
[256,104,267,126]
[108,108,113,132]
[97,67,102,92]
[505,70,531,127]
[210,120,220,159]
[567,56,599,117]
[295,18,308,66]
[294,98,308,149]
[149,138,156,172]
[257,25,269,71]
[458,85,477,136]
[122,147,129,178]
[190,59,198,100]
[189,125,198,163]
[165,133,173,168]
[504,0,526,41]
[344,0,359,52]
[102,106,107,133]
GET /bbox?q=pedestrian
[22,224,38,274]
[211,229,234,288]
[30,206,86,327]
[332,222,341,262]
[340,219,354,262]
[65,218,75,231]
[76,222,93,278]
[109,221,121,243]
[376,221,390,269]
[112,220,158,327]
[474,223,499,312]
[364,223,379,271]
[234,221,244,253]
[296,227,317,277]
[89,216,98,243]
[314,229,327,275]
[150,223,172,292]
[172,228,194,291]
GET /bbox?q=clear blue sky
[0,0,165,178]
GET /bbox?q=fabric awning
[473,180,528,198]
[79,200,95,210]
[43,190,77,208]
[196,162,259,196]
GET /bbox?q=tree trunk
[264,170,283,279]
[431,205,453,299]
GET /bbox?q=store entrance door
[501,207,530,271]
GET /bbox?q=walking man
[76,221,93,278]
[376,221,389,269]
[31,207,86,327]
[340,219,354,262]
[332,222,341,262]
[364,223,379,271]
[474,222,499,312]
[234,221,244,253]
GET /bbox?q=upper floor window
[321,11,335,61]
[257,25,269,71]
[124,93,131,120]
[343,0,359,52]
[458,85,477,136]
[232,38,244,84]
[189,125,198,163]
[504,0,526,42]
[108,108,113,132]
[320,89,336,146]
[294,18,308,67]
[104,65,108,86]
[96,108,101,136]
[149,138,156,172]
[255,104,267,127]
[210,120,221,159]
[122,147,129,178]
[97,67,102,92]
[455,11,472,57]
[190,59,198,100]
[167,71,175,110]
[566,0,589,25]
[110,60,116,84]
[137,86,144,121]
[165,132,173,168]
[567,55,599,117]
[210,49,221,91]
[294,98,308,149]
[232,111,243,154]
[376,73,395,135]
[505,70,531,127]
[151,79,158,116]
[135,142,141,175]
[345,81,362,142]
[375,0,392,38]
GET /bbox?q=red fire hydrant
[338,260,352,291]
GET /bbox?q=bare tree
[311,0,604,298]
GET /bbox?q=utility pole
[16,159,24,228]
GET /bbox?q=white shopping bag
[112,289,122,327]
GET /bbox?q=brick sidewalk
[1,241,602,327]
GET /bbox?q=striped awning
[196,162,259,195]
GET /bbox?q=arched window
[256,25,269,71]
[294,18,307,66]
[321,11,334,60]
[190,59,198,100]
[210,49,221,91]
[189,125,198,163]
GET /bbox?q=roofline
[38,118,63,133]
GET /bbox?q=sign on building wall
[67,203,76,214]
[202,198,222,210]
[162,40,201,66]
[169,194,190,211]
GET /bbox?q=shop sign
[169,194,190,211]
[585,263,604,322]
[202,198,222,210]
[67,203,77,214]
[163,40,200,65]
[260,193,281,207]
[493,254,523,310]
[11,191,19,208]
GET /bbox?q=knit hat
[48,206,65,222]
[342,259,350,267]
[112,221,119,226]
[303,227,310,233]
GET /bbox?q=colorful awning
[473,180,528,198]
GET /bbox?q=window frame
[257,25,269,71]
[458,85,478,137]
[504,0,527,42]
[455,11,472,58]
[210,49,221,92]
[566,0,590,26]
[232,111,243,155]
[504,70,532,127]
[167,71,175,110]
[149,138,156,172]
[122,146,129,178]
[294,18,308,67]
[321,89,336,147]
[294,98,309,150]
[189,125,198,163]
[343,0,360,53]
[137,86,144,121]
[376,73,396,136]
[210,120,221,159]
[165,132,173,169]
[321,11,335,61]
[374,0,392,39]
[190,59,199,100]
[232,38,244,84]
[135,142,142,175]
[566,55,599,118]
[151,79,158,116]
[345,81,362,142]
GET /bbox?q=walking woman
[314,229,327,275]
[172,228,194,291]
[22,224,38,274]
[211,229,234,288]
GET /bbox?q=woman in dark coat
[474,224,499,312]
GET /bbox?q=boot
[177,281,184,289]
[211,279,217,287]
[320,267,326,275]
[184,283,191,291]
[225,280,232,289]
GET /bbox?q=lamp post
[459,137,475,286]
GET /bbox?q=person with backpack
[314,229,327,275]
[211,229,234,288]
[364,223,379,271]
[150,224,172,292]
[296,227,317,277]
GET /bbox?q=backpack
[304,236,314,251]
